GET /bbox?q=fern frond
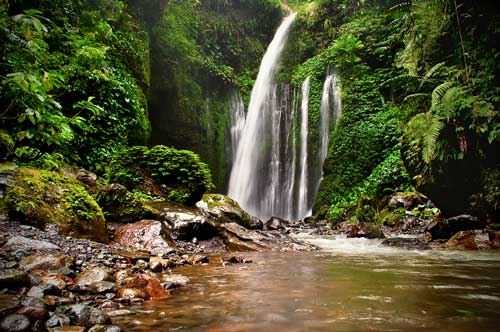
[419,61,446,89]
[405,112,444,165]
[402,93,430,114]
[438,86,463,119]
[380,74,419,90]
[0,129,15,153]
[431,81,454,110]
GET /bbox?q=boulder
[76,170,97,187]
[426,214,486,240]
[381,237,431,250]
[196,194,263,230]
[1,236,60,252]
[75,267,112,289]
[95,184,158,223]
[0,270,30,288]
[4,168,108,243]
[445,230,500,250]
[388,192,428,210]
[0,294,20,317]
[263,217,287,231]
[116,288,146,300]
[16,306,49,321]
[56,304,111,328]
[88,281,116,295]
[45,313,71,328]
[160,274,189,290]
[337,222,385,239]
[19,255,71,272]
[121,274,169,300]
[0,314,30,332]
[114,220,177,255]
[160,202,218,241]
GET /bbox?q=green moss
[95,185,160,223]
[107,145,213,206]
[5,167,108,243]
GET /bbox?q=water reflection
[115,237,500,331]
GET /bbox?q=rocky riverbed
[0,189,499,332]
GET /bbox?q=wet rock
[27,283,61,297]
[51,326,86,332]
[426,215,486,240]
[0,314,30,332]
[160,274,190,290]
[100,301,119,310]
[16,306,49,321]
[114,220,177,255]
[19,255,71,272]
[196,194,263,230]
[0,294,20,317]
[1,236,60,252]
[264,217,287,231]
[382,237,431,250]
[76,267,112,289]
[338,222,385,239]
[388,192,428,210]
[0,269,30,288]
[40,274,66,290]
[162,206,218,241]
[113,270,132,287]
[46,313,71,328]
[56,304,111,327]
[187,254,209,265]
[88,325,122,332]
[106,309,135,318]
[76,170,97,187]
[122,274,169,300]
[19,296,47,310]
[116,288,145,300]
[148,257,174,272]
[445,230,500,250]
[89,281,116,294]
[223,256,252,264]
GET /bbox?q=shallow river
[116,236,500,331]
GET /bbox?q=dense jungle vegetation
[0,0,498,231]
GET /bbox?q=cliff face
[146,0,282,191]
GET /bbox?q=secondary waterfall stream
[228,14,342,221]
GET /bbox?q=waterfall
[228,13,297,220]
[229,90,246,162]
[297,77,311,219]
[312,71,342,200]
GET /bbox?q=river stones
[114,220,177,255]
[445,230,500,250]
[19,255,71,272]
[76,267,112,288]
[0,269,30,288]
[1,236,60,252]
[0,314,30,332]
[426,214,486,240]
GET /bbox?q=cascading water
[297,77,311,219]
[312,71,342,199]
[228,13,297,220]
[229,90,246,162]
[228,13,342,221]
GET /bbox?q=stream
[115,235,500,331]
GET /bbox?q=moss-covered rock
[4,167,108,243]
[107,145,213,206]
[196,194,262,230]
[95,183,160,223]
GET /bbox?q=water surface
[116,236,500,331]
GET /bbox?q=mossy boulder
[4,167,108,243]
[95,183,159,223]
[196,194,263,230]
[107,145,213,206]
